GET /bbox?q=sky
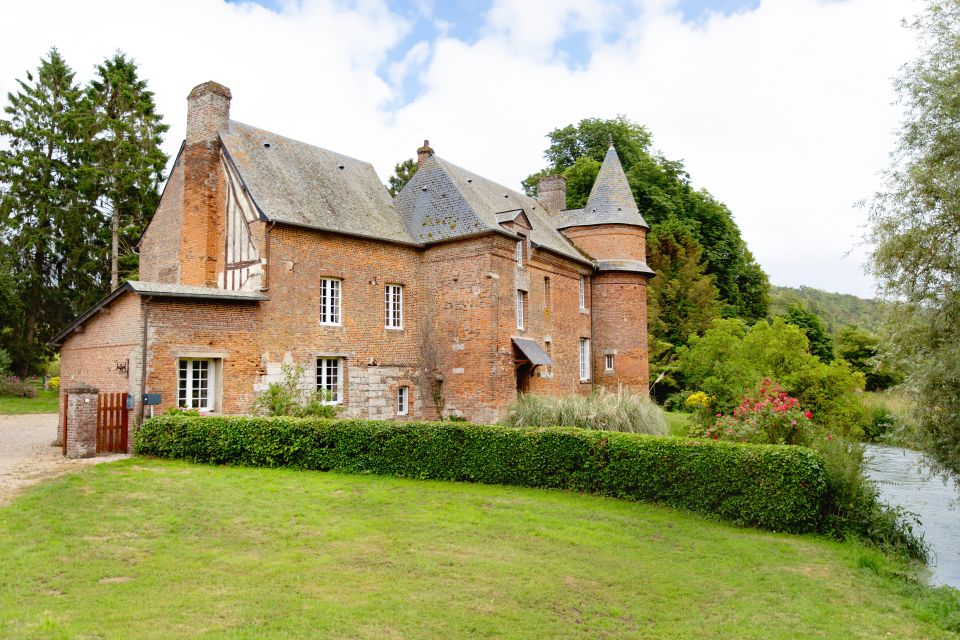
[0,0,923,298]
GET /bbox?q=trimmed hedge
[135,416,828,532]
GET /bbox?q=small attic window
[503,194,509,198]
[467,179,473,183]
[263,143,271,148]
[338,164,345,170]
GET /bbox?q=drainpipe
[590,270,596,391]
[139,296,151,425]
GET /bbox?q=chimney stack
[417,139,434,165]
[537,174,567,213]
[186,81,232,147]
[180,81,232,287]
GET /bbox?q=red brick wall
[144,299,263,415]
[561,224,646,261]
[258,225,428,418]
[58,291,144,448]
[139,155,184,284]
[592,271,650,393]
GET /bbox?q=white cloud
[0,0,922,297]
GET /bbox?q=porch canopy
[512,338,553,367]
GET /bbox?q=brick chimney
[537,174,567,213]
[417,139,434,165]
[180,81,231,287]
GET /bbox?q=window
[516,239,524,266]
[316,357,343,405]
[178,359,216,411]
[385,284,403,329]
[516,290,526,329]
[605,353,615,372]
[579,276,587,309]
[579,338,591,381]
[543,276,551,314]
[397,386,409,416]
[320,278,341,325]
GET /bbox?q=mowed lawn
[0,389,59,415]
[0,459,952,640]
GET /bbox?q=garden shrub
[677,317,870,438]
[0,348,11,375]
[136,415,827,533]
[0,375,36,398]
[698,380,816,446]
[503,389,667,435]
[48,376,60,392]
[253,362,340,418]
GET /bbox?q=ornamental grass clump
[503,389,667,435]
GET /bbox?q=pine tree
[87,52,168,290]
[646,218,720,401]
[0,49,97,375]
[386,158,417,197]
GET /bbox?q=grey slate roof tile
[219,121,416,245]
[394,155,589,264]
[556,145,649,229]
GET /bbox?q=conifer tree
[87,52,168,289]
[0,49,97,375]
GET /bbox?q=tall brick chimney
[180,81,232,287]
[417,139,434,165]
[537,174,567,213]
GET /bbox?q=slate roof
[394,155,590,264]
[218,121,417,245]
[555,144,649,230]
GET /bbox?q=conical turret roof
[555,143,649,229]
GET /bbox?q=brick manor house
[53,81,654,429]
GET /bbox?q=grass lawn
[1,460,956,639]
[0,389,58,415]
[665,410,691,436]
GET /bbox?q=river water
[863,444,960,588]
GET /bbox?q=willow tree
[868,0,960,479]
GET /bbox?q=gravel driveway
[0,413,127,506]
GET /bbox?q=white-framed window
[516,239,524,266]
[397,386,409,416]
[320,277,342,326]
[605,353,615,372]
[579,275,587,309]
[516,290,526,329]
[385,284,403,329]
[316,357,343,405]
[178,358,216,411]
[579,338,591,382]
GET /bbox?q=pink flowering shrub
[704,379,815,446]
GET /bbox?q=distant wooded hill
[770,285,885,334]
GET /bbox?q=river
[864,444,960,589]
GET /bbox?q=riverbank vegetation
[1,458,957,639]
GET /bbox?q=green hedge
[135,416,828,532]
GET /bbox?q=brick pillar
[64,385,99,459]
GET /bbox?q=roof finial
[608,132,614,148]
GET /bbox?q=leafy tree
[0,49,99,375]
[646,219,720,400]
[781,303,834,362]
[523,116,769,322]
[87,52,168,290]
[835,326,902,391]
[677,317,868,438]
[387,158,417,197]
[867,0,960,478]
